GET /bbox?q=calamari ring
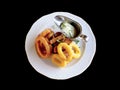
[40,28,53,37]
[35,36,51,58]
[57,43,73,62]
[52,54,67,67]
[70,42,81,59]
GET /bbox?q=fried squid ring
[40,28,53,38]
[70,42,81,59]
[52,54,67,67]
[35,36,51,58]
[57,43,73,62]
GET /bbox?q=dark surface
[21,8,98,81]
[1,1,119,89]
[21,3,98,81]
[4,1,116,86]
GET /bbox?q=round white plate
[25,12,96,80]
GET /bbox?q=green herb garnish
[74,39,80,44]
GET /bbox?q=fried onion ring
[40,28,53,38]
[70,42,81,59]
[52,54,67,67]
[57,43,73,62]
[35,36,51,58]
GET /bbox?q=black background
[2,0,118,88]
[22,5,98,80]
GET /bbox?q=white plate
[25,12,96,80]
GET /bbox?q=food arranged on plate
[35,28,81,67]
[25,12,96,79]
[35,15,89,68]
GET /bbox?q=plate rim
[25,12,96,80]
